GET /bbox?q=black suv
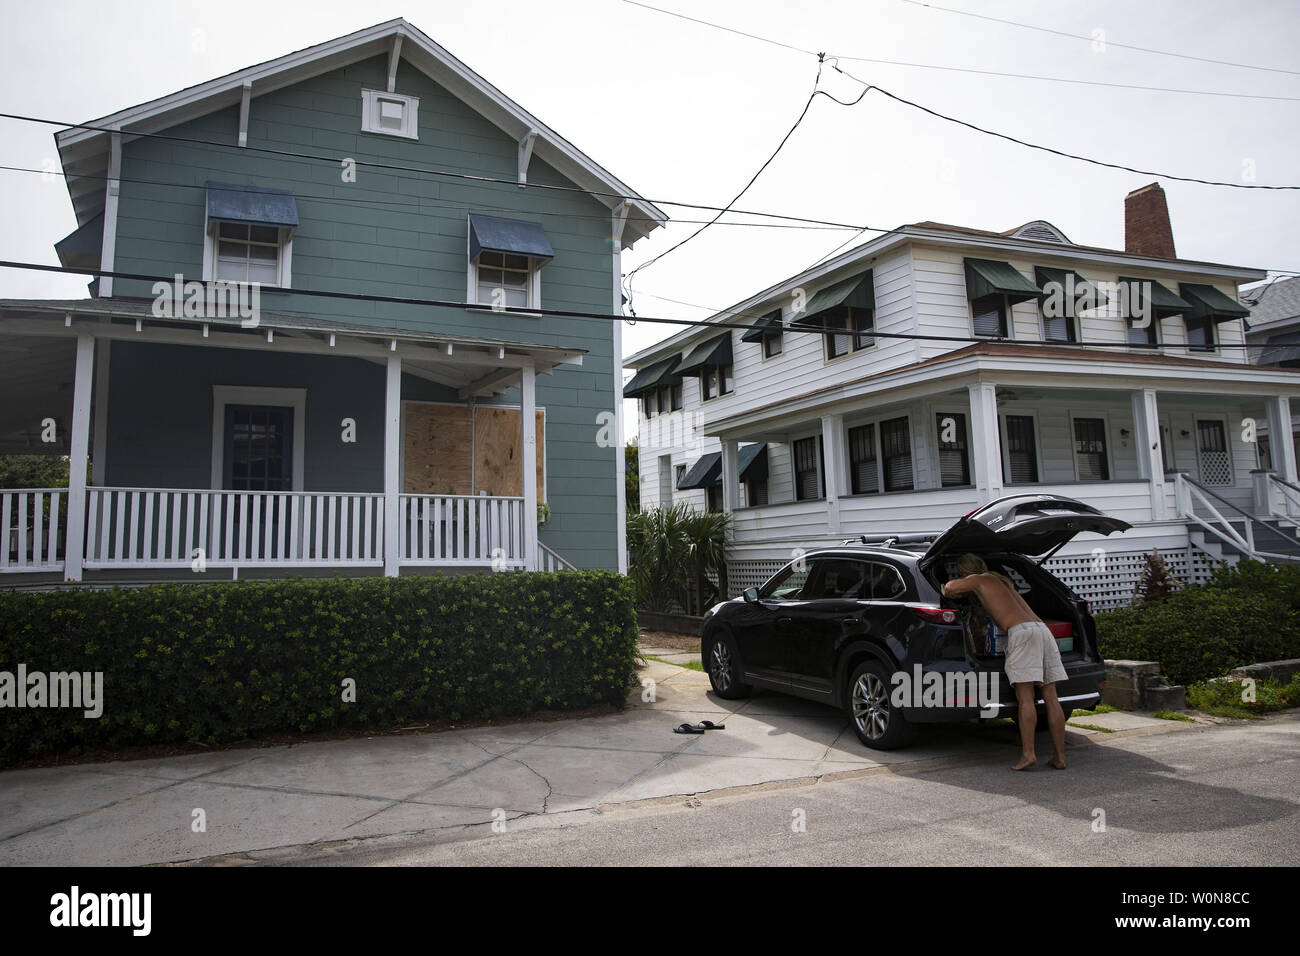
[700,494,1130,750]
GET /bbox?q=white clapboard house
[628,184,1300,609]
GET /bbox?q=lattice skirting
[725,547,1220,613]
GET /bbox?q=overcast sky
[2,0,1297,438]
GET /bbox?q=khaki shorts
[1004,621,1068,686]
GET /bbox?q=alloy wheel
[852,672,890,740]
[710,641,732,692]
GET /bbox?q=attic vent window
[1011,221,1069,243]
[362,89,419,139]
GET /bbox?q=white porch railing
[399,494,527,566]
[83,488,385,568]
[1175,473,1299,563]
[539,542,578,571]
[0,489,65,572]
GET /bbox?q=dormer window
[362,89,419,139]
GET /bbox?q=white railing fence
[83,488,384,568]
[0,489,65,572]
[1175,473,1297,563]
[399,494,526,566]
[539,542,578,571]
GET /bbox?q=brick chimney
[1124,182,1176,258]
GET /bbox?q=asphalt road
[288,713,1300,866]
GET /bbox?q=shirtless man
[941,553,1067,771]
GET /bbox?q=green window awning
[1034,266,1109,309]
[677,444,768,490]
[1117,276,1192,319]
[677,332,733,375]
[964,258,1041,304]
[795,271,875,325]
[741,309,783,342]
[677,452,721,490]
[1179,283,1249,323]
[624,355,681,398]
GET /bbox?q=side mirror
[743,587,759,603]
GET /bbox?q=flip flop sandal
[698,720,726,731]
[673,723,706,734]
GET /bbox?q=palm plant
[627,504,730,614]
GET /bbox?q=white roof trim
[54,18,666,246]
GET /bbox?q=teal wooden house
[0,19,665,582]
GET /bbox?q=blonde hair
[956,553,1016,589]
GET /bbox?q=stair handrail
[1176,474,1297,562]
[1267,472,1300,525]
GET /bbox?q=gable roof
[54,18,667,247]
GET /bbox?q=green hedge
[0,571,639,765]
[1097,561,1300,686]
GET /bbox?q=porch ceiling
[0,298,586,397]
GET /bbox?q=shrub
[1097,561,1300,686]
[1133,549,1180,603]
[627,505,729,614]
[0,571,639,766]
[1186,673,1300,718]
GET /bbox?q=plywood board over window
[404,402,546,497]
[474,406,545,498]
[404,403,474,495]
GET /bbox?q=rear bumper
[899,664,1105,723]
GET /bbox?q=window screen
[794,436,822,500]
[935,413,970,487]
[1004,415,1039,483]
[848,423,878,494]
[881,417,914,492]
[1074,418,1110,480]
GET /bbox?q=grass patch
[1153,710,1195,722]
[1185,673,1300,719]
[1067,721,1115,733]
[645,655,704,672]
[1069,704,1117,717]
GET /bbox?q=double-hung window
[1184,315,1217,353]
[847,417,914,494]
[823,306,875,359]
[793,435,824,500]
[701,365,733,401]
[203,182,298,288]
[971,294,1009,338]
[935,412,970,486]
[467,214,554,312]
[475,252,532,309]
[1003,415,1039,484]
[1073,418,1110,481]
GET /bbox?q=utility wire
[623,58,832,312]
[0,111,873,233]
[0,163,857,233]
[897,0,1300,78]
[831,63,1300,191]
[622,0,1300,101]
[0,258,1263,350]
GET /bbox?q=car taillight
[912,606,958,625]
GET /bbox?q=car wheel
[847,660,915,750]
[705,632,752,700]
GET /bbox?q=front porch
[700,347,1300,604]
[0,298,584,583]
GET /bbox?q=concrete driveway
[0,659,1189,866]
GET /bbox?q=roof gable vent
[1011,220,1070,243]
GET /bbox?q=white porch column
[383,355,402,577]
[63,334,95,582]
[521,363,539,571]
[820,414,845,535]
[611,203,630,574]
[720,439,740,513]
[1131,388,1167,520]
[968,382,1003,504]
[1266,395,1298,484]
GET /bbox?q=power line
[0,111,875,232]
[0,257,1263,350]
[0,163,858,233]
[832,64,1300,190]
[622,0,1300,101]
[624,58,832,310]
[897,0,1300,78]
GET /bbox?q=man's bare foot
[1048,756,1066,769]
[1012,755,1037,771]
